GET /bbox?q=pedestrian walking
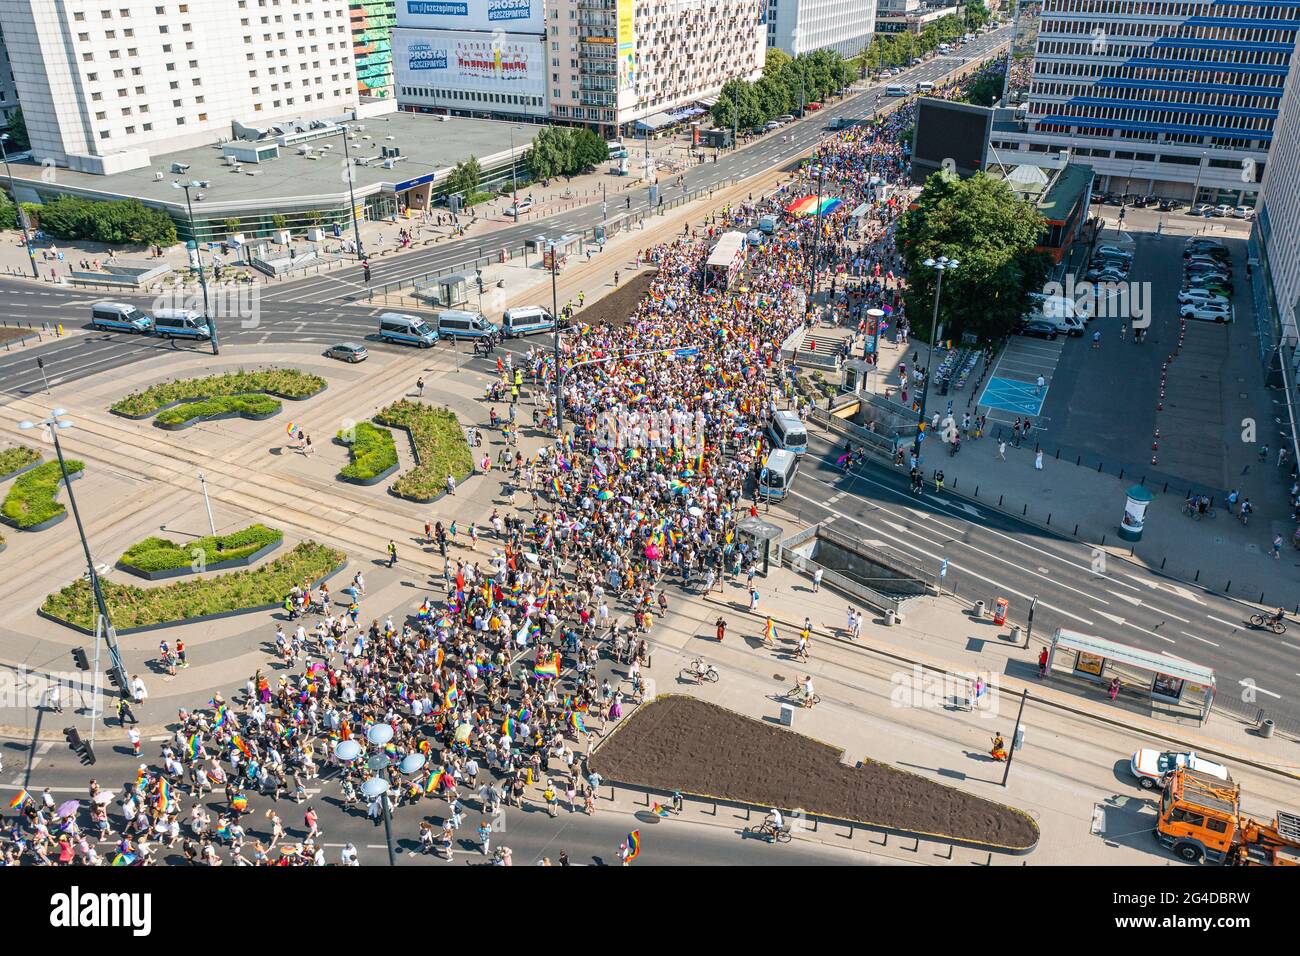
[813,567,823,593]
[387,540,398,568]
[1034,449,1044,471]
[997,439,1007,461]
[417,377,425,398]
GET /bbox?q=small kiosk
[1119,484,1153,541]
[736,516,784,577]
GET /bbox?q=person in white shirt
[766,808,784,840]
[340,842,359,865]
[130,674,148,703]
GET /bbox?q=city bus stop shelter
[1047,628,1217,725]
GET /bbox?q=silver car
[325,342,369,363]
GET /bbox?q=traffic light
[106,668,122,691]
[63,726,96,765]
[71,647,90,671]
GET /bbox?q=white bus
[758,449,800,500]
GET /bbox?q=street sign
[674,347,699,358]
[939,559,948,578]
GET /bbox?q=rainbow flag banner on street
[651,802,671,817]
[534,654,560,679]
[8,789,29,809]
[626,829,641,861]
[424,770,444,794]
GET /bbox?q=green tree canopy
[570,128,608,171]
[4,108,29,152]
[35,196,176,245]
[764,48,792,78]
[449,155,482,197]
[896,172,1052,343]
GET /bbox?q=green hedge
[41,541,345,631]
[1,459,84,528]
[155,393,281,427]
[33,195,176,246]
[118,523,283,573]
[0,445,41,477]
[111,368,326,417]
[338,422,398,481]
[373,401,474,500]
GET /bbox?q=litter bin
[973,600,985,619]
[1260,718,1276,739]
[1009,624,1022,643]
[779,704,795,727]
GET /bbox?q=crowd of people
[3,68,1001,867]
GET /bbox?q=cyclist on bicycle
[765,808,785,841]
[799,674,816,707]
[1271,607,1287,627]
[1197,495,1208,517]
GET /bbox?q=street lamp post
[805,164,825,318]
[364,723,398,866]
[509,125,522,222]
[198,471,217,537]
[172,181,219,356]
[912,256,958,463]
[339,124,365,260]
[0,134,39,278]
[18,410,130,709]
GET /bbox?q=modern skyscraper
[993,0,1294,205]
[766,0,878,58]
[1252,37,1300,358]
[351,0,396,99]
[0,0,360,174]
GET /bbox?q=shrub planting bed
[0,459,85,531]
[154,393,281,429]
[336,422,399,485]
[590,696,1039,852]
[373,401,473,502]
[110,368,326,418]
[0,445,41,482]
[41,541,345,632]
[116,523,283,579]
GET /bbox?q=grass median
[337,421,398,482]
[41,540,345,631]
[0,445,41,478]
[0,459,84,529]
[154,393,282,428]
[117,523,284,574]
[110,368,326,417]
[373,401,474,501]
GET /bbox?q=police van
[885,84,910,97]
[90,301,153,334]
[758,449,800,500]
[153,308,211,340]
[767,408,808,455]
[501,305,556,338]
[916,81,935,93]
[377,312,439,348]
[436,309,498,340]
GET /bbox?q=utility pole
[549,241,561,435]
[199,471,217,536]
[173,180,220,356]
[912,256,957,462]
[1024,595,1037,649]
[1001,689,1028,787]
[0,134,39,278]
[340,124,365,260]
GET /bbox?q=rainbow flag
[156,779,171,809]
[533,655,560,679]
[185,733,201,760]
[8,789,29,809]
[111,853,135,867]
[626,829,641,862]
[765,618,778,643]
[135,767,148,790]
[836,452,850,465]
[231,794,249,811]
[651,802,671,817]
[551,476,563,498]
[444,684,460,709]
[424,770,444,794]
[570,712,586,734]
[502,716,519,738]
[213,706,228,729]
[217,824,232,840]
[232,735,251,758]
[483,583,494,609]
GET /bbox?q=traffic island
[590,695,1040,853]
[153,393,282,429]
[0,445,42,483]
[0,460,85,533]
[335,422,400,486]
[39,541,345,634]
[373,400,474,503]
[115,524,284,580]
[109,367,327,419]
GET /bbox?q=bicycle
[1248,614,1287,634]
[679,659,719,684]
[788,685,821,707]
[746,820,792,843]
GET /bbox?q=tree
[270,213,288,232]
[966,1,991,30]
[224,217,242,236]
[895,172,1052,343]
[0,188,16,231]
[527,126,569,181]
[763,48,792,79]
[449,156,482,198]
[570,128,608,172]
[964,68,1004,107]
[36,195,175,245]
[4,108,29,152]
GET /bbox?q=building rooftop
[6,112,534,214]
[1036,163,1094,224]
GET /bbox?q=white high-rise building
[0,0,361,175]
[1253,50,1300,355]
[0,25,19,124]
[766,0,877,58]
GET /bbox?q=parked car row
[1179,238,1234,322]
[1192,203,1254,220]
[1085,243,1134,283]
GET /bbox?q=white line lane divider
[785,485,1096,628]
[1239,678,1283,700]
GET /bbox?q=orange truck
[1156,767,1300,865]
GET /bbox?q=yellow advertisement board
[617,0,635,106]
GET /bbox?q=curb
[375,417,475,504]
[332,432,400,487]
[701,593,1300,781]
[38,560,348,636]
[115,537,283,581]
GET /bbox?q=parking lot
[978,334,1066,424]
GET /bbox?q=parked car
[505,198,534,216]
[1103,193,1123,205]
[1184,246,1229,262]
[1086,266,1128,282]
[806,101,822,111]
[1185,266,1231,283]
[1090,191,1106,204]
[1158,198,1182,212]
[1180,302,1233,322]
[1214,204,1234,217]
[1095,245,1134,261]
[1183,277,1233,298]
[1130,749,1230,790]
[1194,204,1215,217]
[1018,319,1059,340]
[1177,288,1230,307]
[324,342,369,363]
[1234,205,1255,220]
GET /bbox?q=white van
[90,301,153,334]
[501,305,555,338]
[378,312,438,348]
[758,449,799,500]
[153,308,211,340]
[436,309,499,340]
[767,408,808,455]
[916,81,935,93]
[885,84,909,97]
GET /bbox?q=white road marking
[1239,679,1282,700]
[1180,631,1220,647]
[1206,614,1240,628]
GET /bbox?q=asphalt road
[790,430,1300,729]
[0,27,1014,398]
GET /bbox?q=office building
[393,0,766,139]
[990,0,1293,205]
[0,0,360,175]
[0,26,18,124]
[766,0,878,58]
[1252,42,1300,363]
[875,0,961,34]
[351,0,396,98]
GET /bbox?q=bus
[767,409,808,455]
[758,449,800,500]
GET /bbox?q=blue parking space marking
[979,376,1046,416]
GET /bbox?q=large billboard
[394,29,545,98]
[398,0,544,34]
[910,99,993,186]
[616,0,636,109]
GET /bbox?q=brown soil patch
[0,327,34,347]
[575,268,657,329]
[591,696,1039,850]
